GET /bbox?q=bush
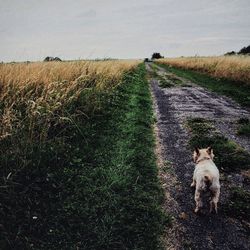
[151,53,164,60]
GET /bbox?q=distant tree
[224,51,236,56]
[54,57,62,61]
[238,45,250,55]
[44,56,62,62]
[151,53,164,60]
[44,56,52,62]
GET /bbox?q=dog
[191,147,220,213]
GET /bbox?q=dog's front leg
[191,179,196,187]
[194,188,202,213]
[191,172,196,187]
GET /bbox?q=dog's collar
[196,157,211,164]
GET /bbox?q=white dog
[191,147,220,213]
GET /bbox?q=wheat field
[0,60,139,141]
[158,56,250,84]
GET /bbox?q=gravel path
[147,63,250,250]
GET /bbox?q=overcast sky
[0,0,249,61]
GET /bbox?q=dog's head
[193,146,214,163]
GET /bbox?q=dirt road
[147,63,250,250]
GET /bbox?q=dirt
[147,63,250,250]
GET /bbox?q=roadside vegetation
[237,118,250,137]
[186,118,250,220]
[156,57,250,107]
[0,62,167,249]
[158,56,250,84]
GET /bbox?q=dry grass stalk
[158,56,250,84]
[0,60,139,141]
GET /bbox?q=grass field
[156,61,250,107]
[0,60,138,142]
[158,56,250,84]
[0,62,168,249]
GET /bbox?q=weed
[224,187,250,221]
[237,118,250,137]
[162,161,174,174]
[165,74,182,85]
[157,74,183,88]
[158,79,173,88]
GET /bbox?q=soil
[147,63,250,250]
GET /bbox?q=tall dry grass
[0,60,139,142]
[158,56,250,84]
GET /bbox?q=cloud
[0,0,249,61]
[77,9,97,19]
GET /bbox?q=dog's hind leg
[194,188,202,213]
[210,186,220,213]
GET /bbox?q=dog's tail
[201,175,212,190]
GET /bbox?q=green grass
[165,75,182,85]
[158,75,183,88]
[150,64,192,88]
[237,118,250,137]
[186,118,250,172]
[224,187,250,221]
[147,64,159,79]
[158,78,174,88]
[0,64,168,249]
[153,72,182,88]
[156,63,250,107]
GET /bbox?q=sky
[0,0,250,61]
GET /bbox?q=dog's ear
[207,146,214,159]
[193,147,200,162]
[207,146,213,154]
[195,147,200,155]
